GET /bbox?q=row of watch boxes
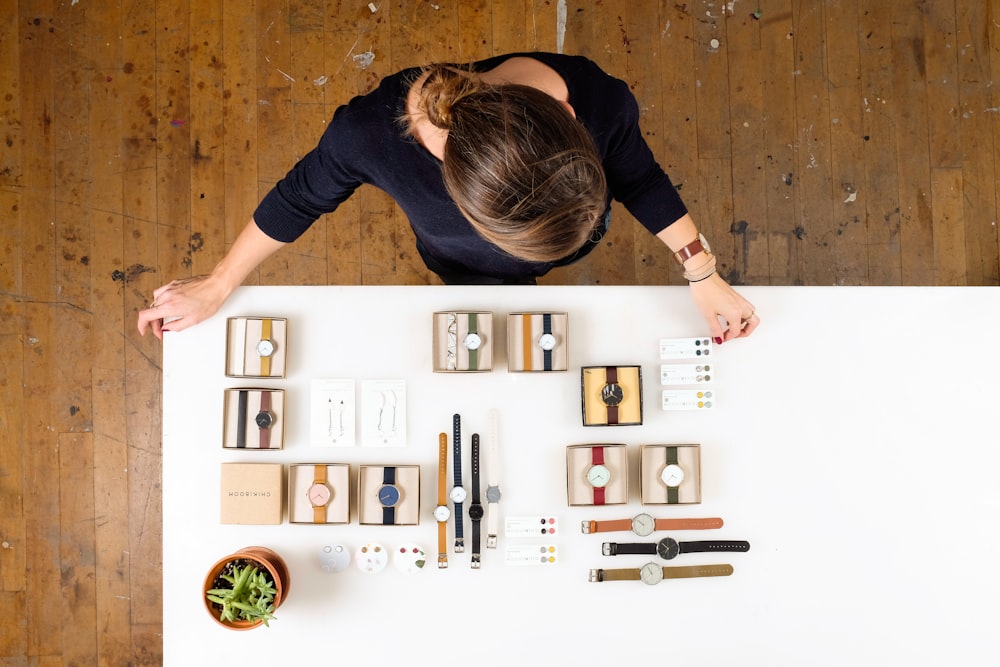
[224,313,570,378]
[222,363,645,452]
[221,444,701,526]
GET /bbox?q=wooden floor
[1,0,997,664]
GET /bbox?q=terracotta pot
[203,546,290,630]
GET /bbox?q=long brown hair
[413,65,608,263]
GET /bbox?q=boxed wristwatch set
[226,316,288,378]
[432,310,570,373]
[223,388,285,449]
[567,443,702,507]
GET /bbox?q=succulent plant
[205,562,278,626]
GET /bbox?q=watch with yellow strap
[256,318,276,377]
[307,465,332,524]
[433,433,450,568]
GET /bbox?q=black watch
[602,537,750,560]
[468,433,485,569]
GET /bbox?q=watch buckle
[471,555,481,569]
[588,569,601,583]
[581,520,595,534]
[601,543,613,556]
[437,555,448,569]
[486,535,497,548]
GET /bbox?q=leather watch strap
[589,563,734,583]
[236,390,248,449]
[591,446,606,505]
[522,313,532,371]
[666,446,679,504]
[452,413,464,552]
[485,409,501,549]
[437,432,448,568]
[470,433,482,568]
[673,236,706,265]
[542,313,553,371]
[581,516,724,534]
[259,318,272,377]
[680,540,751,555]
[605,366,619,425]
[467,313,478,371]
[312,465,328,524]
[258,390,272,449]
[602,541,656,556]
[381,466,396,526]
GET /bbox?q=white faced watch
[660,463,685,488]
[587,465,611,488]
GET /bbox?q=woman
[137,52,758,340]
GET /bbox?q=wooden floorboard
[1,1,998,664]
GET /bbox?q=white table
[163,286,1000,665]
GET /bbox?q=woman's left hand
[687,273,759,343]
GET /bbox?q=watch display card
[660,363,714,385]
[661,389,715,410]
[659,337,713,360]
[361,379,406,447]
[310,379,356,447]
[504,544,558,566]
[505,516,558,538]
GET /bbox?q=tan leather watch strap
[654,517,724,531]
[600,567,641,582]
[437,432,448,567]
[522,313,532,371]
[312,465,327,524]
[258,390,272,449]
[673,236,706,265]
[259,318,272,377]
[661,564,733,580]
[582,518,633,534]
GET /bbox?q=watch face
[601,382,624,406]
[450,486,467,503]
[631,513,655,537]
[485,486,502,503]
[657,537,681,560]
[660,463,685,488]
[307,482,332,507]
[256,339,275,357]
[468,503,484,520]
[586,464,611,488]
[254,411,273,429]
[640,562,664,585]
[538,332,557,351]
[377,484,401,508]
[434,505,451,522]
[699,232,712,254]
[464,332,482,351]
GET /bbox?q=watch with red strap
[586,446,611,505]
[673,233,712,265]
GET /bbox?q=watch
[468,433,484,568]
[589,562,733,585]
[603,537,750,559]
[235,390,248,449]
[256,318,275,377]
[581,514,724,536]
[464,313,481,370]
[539,313,556,371]
[255,390,274,449]
[307,465,332,524]
[485,409,502,548]
[434,433,450,568]
[586,446,611,505]
[450,413,466,551]
[601,366,624,425]
[673,233,712,265]
[662,446,685,503]
[378,466,401,526]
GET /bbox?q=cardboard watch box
[581,365,643,426]
[566,444,628,506]
[289,463,351,524]
[358,464,420,525]
[223,388,285,450]
[507,312,568,372]
[220,462,284,525]
[432,311,494,372]
[226,316,288,378]
[641,445,702,505]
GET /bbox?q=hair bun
[419,65,482,130]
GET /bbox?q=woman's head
[414,65,608,263]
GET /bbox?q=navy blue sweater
[254,52,687,282]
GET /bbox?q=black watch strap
[602,542,656,556]
[452,413,464,551]
[666,446,679,504]
[680,540,750,555]
[236,390,248,448]
[382,466,396,525]
[470,433,482,568]
[542,313,553,371]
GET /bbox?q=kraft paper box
[432,311,494,372]
[223,388,285,450]
[220,462,284,525]
[226,316,288,378]
[289,464,351,524]
[566,444,628,506]
[640,445,702,505]
[506,312,568,372]
[358,464,420,525]
[581,365,643,426]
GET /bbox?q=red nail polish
[713,337,723,345]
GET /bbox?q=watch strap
[236,390,248,449]
[486,409,500,548]
[259,318,272,377]
[452,413,464,552]
[605,366,619,425]
[666,446,679,504]
[467,313,478,371]
[589,563,734,583]
[258,390,272,449]
[673,236,706,265]
[542,313,553,371]
[470,433,482,568]
[680,540,750,555]
[591,446,605,505]
[602,542,656,556]
[581,517,724,533]
[312,464,328,524]
[522,313,532,371]
[381,466,396,526]
[437,432,448,568]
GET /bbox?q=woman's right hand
[136,274,233,339]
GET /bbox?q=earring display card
[506,312,568,372]
[219,462,284,525]
[223,388,285,450]
[566,444,628,506]
[361,379,406,447]
[358,464,420,525]
[226,316,288,378]
[432,311,494,372]
[581,365,643,426]
[310,379,356,447]
[640,445,702,505]
[289,464,351,524]
[661,389,715,410]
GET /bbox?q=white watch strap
[486,408,500,548]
